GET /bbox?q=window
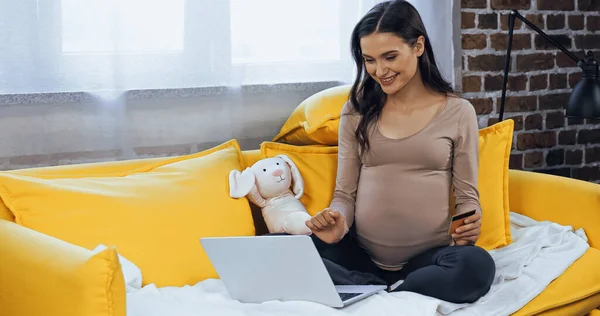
[61,0,185,54]
[0,0,456,94]
[230,0,341,64]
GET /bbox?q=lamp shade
[566,77,600,118]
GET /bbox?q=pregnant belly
[353,171,452,263]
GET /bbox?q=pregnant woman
[304,0,496,304]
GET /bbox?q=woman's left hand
[452,211,482,246]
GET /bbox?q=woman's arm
[329,102,362,230]
[452,101,482,215]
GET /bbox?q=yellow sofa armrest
[508,169,600,248]
[0,220,126,316]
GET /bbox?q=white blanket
[126,212,589,316]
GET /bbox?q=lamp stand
[498,10,600,121]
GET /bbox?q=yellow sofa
[1,86,600,316]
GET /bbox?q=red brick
[510,153,523,169]
[462,0,487,8]
[525,14,545,29]
[572,166,600,181]
[587,16,600,31]
[537,0,575,10]
[539,93,570,110]
[575,35,600,49]
[578,128,600,144]
[517,131,557,150]
[490,33,531,51]
[535,168,572,177]
[546,149,565,166]
[516,53,555,71]
[547,14,566,30]
[569,15,585,30]
[585,147,600,163]
[491,0,531,9]
[559,130,577,145]
[546,111,565,129]
[529,74,548,91]
[501,13,523,30]
[478,13,498,29]
[484,74,526,91]
[468,54,506,71]
[534,34,572,50]
[499,95,537,112]
[488,115,522,129]
[579,0,600,11]
[524,151,544,168]
[566,149,583,165]
[488,117,499,126]
[556,50,583,67]
[509,115,524,130]
[462,12,476,29]
[549,73,568,89]
[462,34,487,50]
[469,98,493,114]
[462,76,481,93]
[525,113,543,130]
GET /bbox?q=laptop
[200,235,387,308]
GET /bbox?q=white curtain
[0,0,455,95]
[0,0,457,166]
[0,0,374,94]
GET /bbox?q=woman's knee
[454,246,496,300]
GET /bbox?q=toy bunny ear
[229,168,256,198]
[276,154,304,199]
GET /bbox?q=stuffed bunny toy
[229,154,312,235]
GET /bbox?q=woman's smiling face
[360,32,424,95]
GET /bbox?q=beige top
[330,96,481,271]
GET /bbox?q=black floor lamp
[499,10,600,121]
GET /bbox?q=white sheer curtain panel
[0,0,455,95]
[0,0,361,94]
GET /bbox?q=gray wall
[0,82,339,170]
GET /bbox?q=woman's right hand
[305,208,348,244]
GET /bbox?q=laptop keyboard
[339,292,362,301]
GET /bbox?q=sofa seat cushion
[513,247,600,316]
[0,139,255,288]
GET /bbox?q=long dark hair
[349,0,454,153]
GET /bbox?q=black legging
[269,226,496,304]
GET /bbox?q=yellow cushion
[589,308,600,316]
[0,219,126,316]
[0,139,255,287]
[0,156,172,223]
[272,85,351,146]
[260,142,338,216]
[512,247,600,316]
[473,119,514,250]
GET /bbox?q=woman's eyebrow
[362,50,398,58]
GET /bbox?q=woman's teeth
[381,74,397,83]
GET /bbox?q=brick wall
[461,0,600,182]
